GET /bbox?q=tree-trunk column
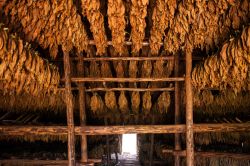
[63,50,76,166]
[185,48,194,166]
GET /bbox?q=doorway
[122,134,137,155]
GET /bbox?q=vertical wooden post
[185,49,194,166]
[174,53,181,166]
[77,55,88,163]
[63,51,76,166]
[104,117,110,166]
[149,115,155,166]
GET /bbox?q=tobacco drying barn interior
[0,0,250,166]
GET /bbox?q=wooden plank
[77,55,88,163]
[185,49,194,166]
[162,150,250,160]
[63,51,76,166]
[0,123,250,136]
[67,77,185,83]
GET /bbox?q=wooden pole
[85,87,175,92]
[149,134,155,166]
[162,150,250,160]
[51,56,202,62]
[59,87,175,92]
[185,48,194,166]
[63,51,76,166]
[1,123,250,135]
[59,87,226,92]
[0,159,101,166]
[82,56,174,61]
[149,115,155,166]
[66,77,185,83]
[77,55,88,163]
[104,117,110,166]
[174,53,181,166]
[88,40,157,46]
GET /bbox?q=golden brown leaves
[82,0,107,55]
[150,0,176,55]
[108,0,126,54]
[105,91,117,112]
[164,0,250,54]
[142,91,152,114]
[118,91,129,114]
[131,91,140,114]
[90,93,105,114]
[130,0,149,53]
[4,0,88,58]
[156,92,170,114]
[0,26,59,95]
[192,26,250,93]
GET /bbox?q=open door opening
[122,134,137,155]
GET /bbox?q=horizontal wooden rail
[89,40,153,46]
[51,56,203,62]
[0,123,249,136]
[82,56,174,61]
[0,159,101,166]
[162,150,250,160]
[0,125,184,135]
[57,87,235,92]
[61,77,185,83]
[58,87,175,92]
[85,87,175,92]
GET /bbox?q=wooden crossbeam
[162,149,250,160]
[82,56,174,61]
[0,159,101,166]
[65,77,185,83]
[58,87,175,92]
[51,56,202,62]
[0,123,249,136]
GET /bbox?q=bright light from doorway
[122,134,137,155]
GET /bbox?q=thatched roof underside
[1,0,250,56]
[0,0,249,114]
